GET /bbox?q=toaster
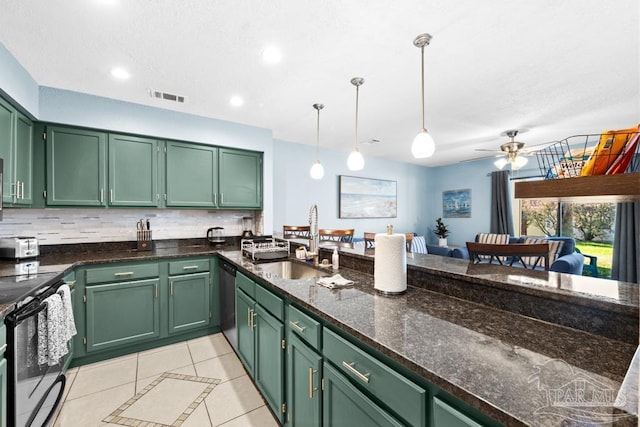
[0,237,39,259]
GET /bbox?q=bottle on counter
[332,248,339,270]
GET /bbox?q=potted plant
[434,217,450,246]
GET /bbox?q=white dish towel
[37,293,67,366]
[57,284,77,342]
[317,274,354,289]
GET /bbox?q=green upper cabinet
[218,148,262,208]
[46,126,106,206]
[14,113,34,205]
[165,141,218,208]
[0,98,15,205]
[108,134,159,206]
[0,98,33,206]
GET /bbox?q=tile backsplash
[0,208,264,245]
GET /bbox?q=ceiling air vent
[148,89,185,103]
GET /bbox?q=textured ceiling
[0,0,638,166]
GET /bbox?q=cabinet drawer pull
[114,272,134,277]
[182,265,199,270]
[342,361,370,384]
[288,321,306,333]
[309,368,318,398]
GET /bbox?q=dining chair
[283,225,311,239]
[466,242,551,270]
[319,228,355,243]
[363,232,413,252]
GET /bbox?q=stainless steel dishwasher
[219,260,237,350]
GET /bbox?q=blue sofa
[450,235,585,275]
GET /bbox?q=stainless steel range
[2,270,71,427]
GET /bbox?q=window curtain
[612,202,640,283]
[490,170,514,235]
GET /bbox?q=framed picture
[443,189,471,218]
[339,175,397,218]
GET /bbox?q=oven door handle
[8,300,48,325]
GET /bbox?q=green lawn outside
[575,241,613,278]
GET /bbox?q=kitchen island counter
[221,249,638,427]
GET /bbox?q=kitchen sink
[255,261,329,280]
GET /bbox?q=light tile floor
[53,333,279,427]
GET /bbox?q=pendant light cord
[316,108,320,160]
[354,84,359,150]
[420,45,425,131]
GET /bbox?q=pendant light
[412,33,435,158]
[347,77,365,171]
[309,103,325,180]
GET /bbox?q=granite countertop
[1,241,637,425]
[221,250,638,427]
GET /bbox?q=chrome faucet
[308,204,319,265]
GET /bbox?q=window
[517,199,616,278]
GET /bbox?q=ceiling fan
[475,130,531,170]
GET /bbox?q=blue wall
[428,158,518,246]
[0,43,39,116]
[272,139,434,238]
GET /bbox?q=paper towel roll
[374,233,407,294]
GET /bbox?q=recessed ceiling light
[229,96,244,107]
[261,46,282,64]
[110,67,130,79]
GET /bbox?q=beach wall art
[339,175,397,218]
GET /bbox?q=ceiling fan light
[494,157,509,170]
[412,130,435,158]
[347,148,365,171]
[310,160,325,179]
[512,155,528,170]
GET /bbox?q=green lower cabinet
[86,278,160,352]
[253,304,285,424]
[286,333,322,427]
[236,289,255,374]
[322,362,403,427]
[1,323,6,427]
[0,357,5,427]
[168,272,211,334]
[433,397,484,427]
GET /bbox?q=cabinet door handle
[100,188,104,203]
[342,361,370,384]
[213,193,217,205]
[155,282,158,299]
[288,321,306,333]
[247,307,252,328]
[309,368,318,398]
[182,265,198,270]
[19,181,24,199]
[221,192,224,204]
[10,182,18,197]
[170,281,174,295]
[110,189,113,203]
[114,272,134,277]
[252,311,257,329]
